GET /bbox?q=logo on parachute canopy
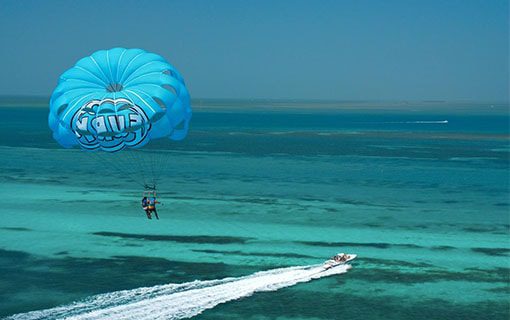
[71,98,151,152]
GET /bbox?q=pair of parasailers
[142,196,160,219]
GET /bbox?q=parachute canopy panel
[49,48,192,152]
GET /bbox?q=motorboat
[323,253,357,270]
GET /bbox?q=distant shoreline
[0,96,508,115]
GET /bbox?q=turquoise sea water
[0,103,509,319]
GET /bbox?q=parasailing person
[48,48,192,218]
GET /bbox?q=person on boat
[333,254,347,262]
[148,196,160,220]
[142,197,151,219]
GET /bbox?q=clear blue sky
[0,0,508,101]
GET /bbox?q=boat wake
[6,263,351,320]
[403,120,448,124]
[383,120,448,124]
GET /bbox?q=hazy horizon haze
[0,0,508,102]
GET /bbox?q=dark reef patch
[362,222,383,228]
[92,231,253,244]
[463,226,508,234]
[362,257,435,268]
[486,286,510,294]
[1,227,32,232]
[395,224,430,231]
[431,245,456,251]
[122,243,143,247]
[493,202,509,207]
[346,266,510,285]
[297,241,422,249]
[463,267,510,283]
[297,196,323,202]
[471,247,510,257]
[192,249,315,259]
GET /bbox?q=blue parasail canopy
[49,48,191,152]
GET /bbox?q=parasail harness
[143,183,157,198]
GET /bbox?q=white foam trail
[374,120,449,124]
[6,264,351,320]
[404,120,448,124]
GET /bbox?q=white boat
[323,253,357,270]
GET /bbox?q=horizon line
[0,95,508,105]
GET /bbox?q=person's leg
[146,210,152,219]
[153,208,159,220]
